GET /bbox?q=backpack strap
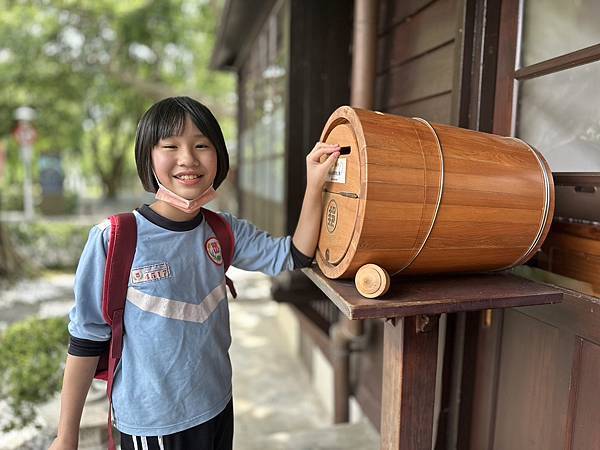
[102,213,137,326]
[102,212,137,450]
[201,208,237,298]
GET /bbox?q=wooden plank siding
[376,0,457,72]
[376,43,454,109]
[375,0,458,123]
[387,91,452,124]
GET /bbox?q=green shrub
[5,221,91,270]
[0,316,70,431]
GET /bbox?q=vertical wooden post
[380,315,440,450]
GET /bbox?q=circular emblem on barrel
[326,199,338,233]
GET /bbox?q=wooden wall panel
[379,0,438,33]
[375,0,457,124]
[354,320,385,430]
[376,42,455,110]
[517,293,600,346]
[492,310,572,450]
[387,92,452,124]
[377,0,458,72]
[571,340,600,450]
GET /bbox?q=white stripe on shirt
[127,282,227,323]
[133,435,139,450]
[141,436,149,450]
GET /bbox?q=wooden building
[212,0,600,448]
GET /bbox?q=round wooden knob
[355,264,391,299]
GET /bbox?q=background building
[212,0,600,448]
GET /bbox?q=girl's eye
[196,145,208,149]
[161,145,177,149]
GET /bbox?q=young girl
[49,96,340,450]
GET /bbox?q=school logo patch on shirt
[130,262,172,284]
[205,237,223,265]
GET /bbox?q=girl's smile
[173,172,204,185]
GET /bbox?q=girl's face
[151,115,218,200]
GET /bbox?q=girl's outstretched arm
[292,142,340,257]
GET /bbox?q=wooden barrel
[316,106,554,279]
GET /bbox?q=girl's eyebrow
[160,133,206,140]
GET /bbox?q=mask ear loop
[151,169,161,191]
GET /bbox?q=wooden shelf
[302,266,563,320]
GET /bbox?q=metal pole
[21,143,34,220]
[14,106,37,221]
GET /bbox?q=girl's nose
[177,147,199,166]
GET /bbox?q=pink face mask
[153,171,217,214]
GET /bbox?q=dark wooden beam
[380,315,440,450]
[492,0,519,136]
[515,43,600,81]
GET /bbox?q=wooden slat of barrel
[403,247,529,273]
[359,222,538,250]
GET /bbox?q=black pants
[120,399,233,450]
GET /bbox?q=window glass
[516,60,600,172]
[238,0,288,234]
[521,0,600,67]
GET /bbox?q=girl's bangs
[154,106,187,142]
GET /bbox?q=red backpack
[95,208,236,450]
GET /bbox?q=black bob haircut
[134,96,229,193]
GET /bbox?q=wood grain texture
[378,0,439,35]
[377,0,458,73]
[387,93,453,124]
[570,340,600,450]
[539,223,600,296]
[315,107,554,279]
[302,266,562,320]
[492,310,572,450]
[380,316,439,450]
[376,42,455,108]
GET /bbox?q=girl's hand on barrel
[306,141,340,192]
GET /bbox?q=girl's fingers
[325,151,340,165]
[311,141,339,153]
[309,143,340,161]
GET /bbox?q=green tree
[0,0,234,279]
[0,0,234,199]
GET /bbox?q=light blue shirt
[68,209,294,436]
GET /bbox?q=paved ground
[0,268,379,449]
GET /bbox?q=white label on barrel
[327,158,346,184]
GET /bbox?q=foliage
[5,219,91,270]
[0,316,70,431]
[0,0,235,198]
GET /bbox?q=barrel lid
[317,122,361,265]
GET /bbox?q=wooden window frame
[494,0,600,191]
